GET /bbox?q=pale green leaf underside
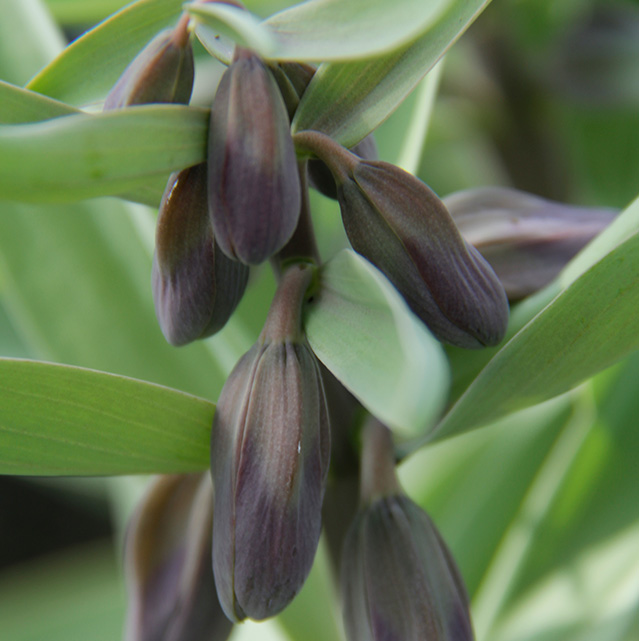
[0,359,213,475]
[28,0,184,106]
[189,0,451,62]
[292,0,489,148]
[0,105,206,202]
[304,250,450,438]
[430,232,639,443]
[0,79,79,124]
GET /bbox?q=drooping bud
[152,163,249,346]
[104,17,194,110]
[444,186,617,300]
[208,47,301,265]
[210,263,330,622]
[294,131,509,349]
[124,473,233,641]
[341,418,474,641]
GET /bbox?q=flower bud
[104,21,194,110]
[124,473,233,641]
[445,187,617,300]
[210,263,330,621]
[208,47,301,265]
[322,146,508,348]
[152,163,249,346]
[341,419,474,641]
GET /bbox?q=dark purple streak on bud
[124,473,233,641]
[445,187,617,300]
[152,163,249,346]
[104,16,194,110]
[208,47,301,265]
[341,419,474,641]
[211,263,330,622]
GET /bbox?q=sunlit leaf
[28,0,184,105]
[304,250,450,438]
[0,105,206,202]
[0,359,213,476]
[292,0,489,148]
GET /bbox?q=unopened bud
[208,47,301,265]
[341,419,474,641]
[293,130,509,348]
[124,473,233,641]
[152,163,249,346]
[104,20,194,110]
[211,263,330,621]
[445,187,617,300]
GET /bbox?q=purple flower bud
[338,157,509,348]
[152,163,249,346]
[341,419,474,641]
[445,187,617,300]
[210,264,330,621]
[124,473,233,641]
[104,21,194,110]
[207,48,301,265]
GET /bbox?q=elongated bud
[211,263,330,621]
[294,132,508,348]
[444,187,617,300]
[341,419,474,641]
[124,474,233,641]
[152,163,249,346]
[208,47,301,264]
[104,19,194,109]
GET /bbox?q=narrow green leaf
[263,0,450,61]
[0,105,207,202]
[430,232,639,442]
[45,0,132,24]
[0,359,213,475]
[0,79,79,124]
[291,0,489,148]
[27,0,184,105]
[304,250,450,438]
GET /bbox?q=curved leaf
[0,79,79,124]
[430,232,639,443]
[0,359,213,476]
[304,250,450,438]
[291,0,489,148]
[0,105,207,202]
[28,0,184,105]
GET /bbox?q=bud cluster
[103,5,613,640]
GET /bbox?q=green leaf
[0,105,207,202]
[45,0,132,24]
[187,2,279,59]
[291,0,489,148]
[304,250,450,438]
[0,358,213,475]
[263,0,451,61]
[0,79,79,124]
[430,232,639,443]
[27,0,184,106]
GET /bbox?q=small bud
[152,163,249,346]
[341,419,474,641]
[445,187,617,300]
[208,47,301,265]
[124,473,233,641]
[104,21,194,110]
[211,263,330,622]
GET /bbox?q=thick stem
[272,160,321,276]
[260,262,315,343]
[359,416,400,504]
[293,130,358,184]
